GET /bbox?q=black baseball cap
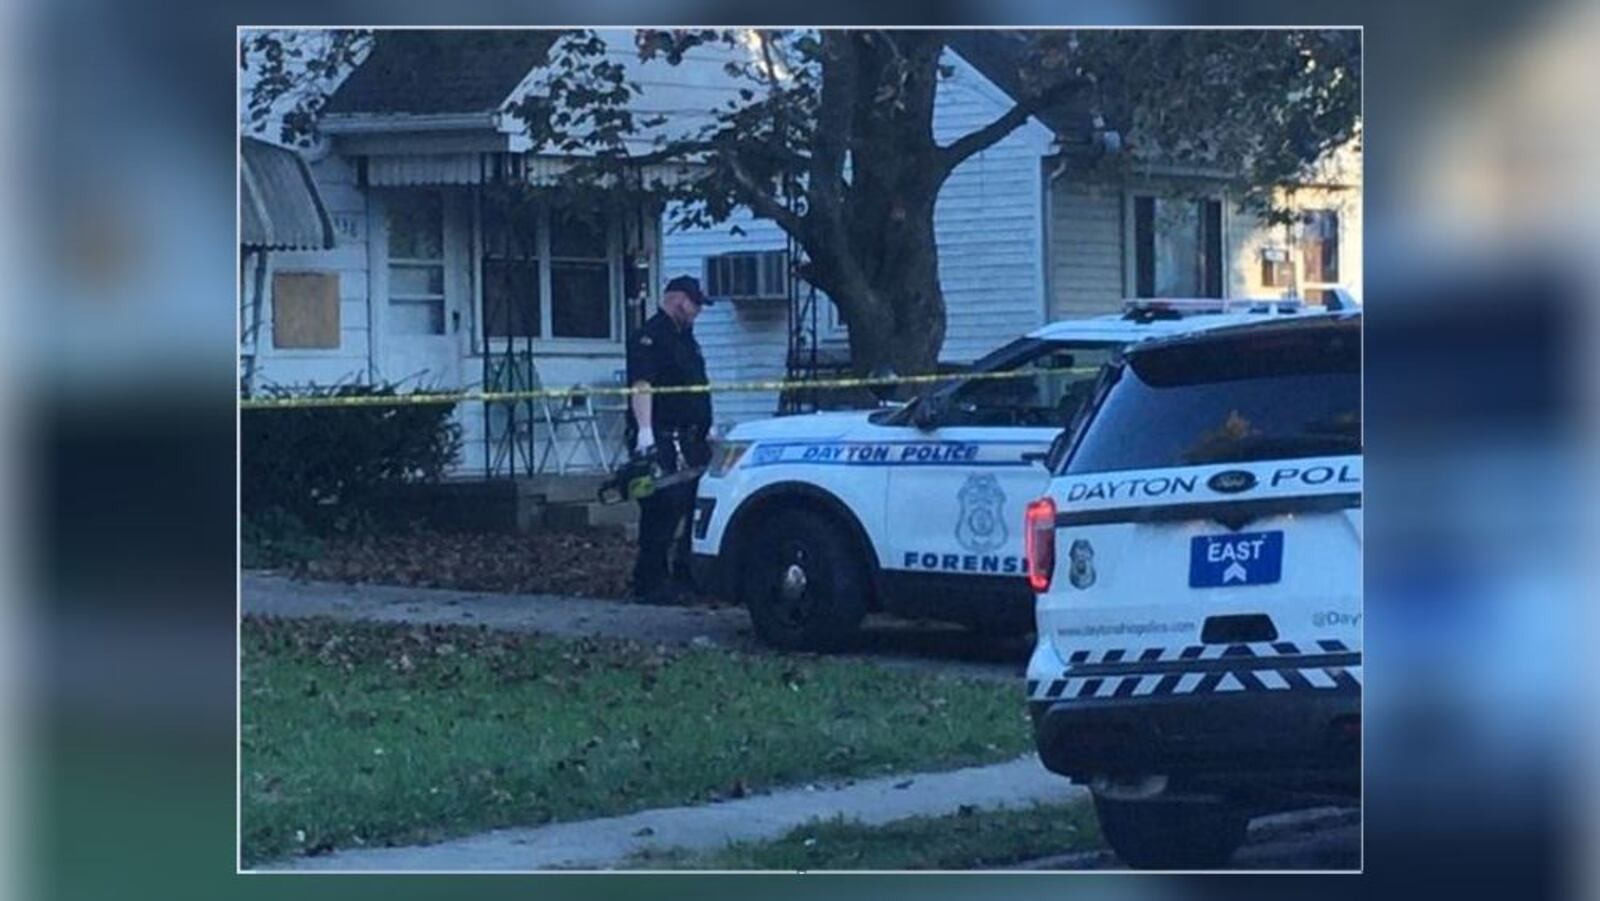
[665,274,712,306]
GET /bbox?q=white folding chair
[532,362,608,475]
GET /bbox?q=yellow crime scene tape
[237,366,1104,411]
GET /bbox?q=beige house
[952,32,1363,320]
[1046,145,1363,319]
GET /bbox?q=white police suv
[1025,311,1361,869]
[690,298,1328,651]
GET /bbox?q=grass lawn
[626,802,1102,870]
[240,616,1032,866]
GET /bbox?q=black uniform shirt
[626,310,712,434]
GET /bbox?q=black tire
[1093,793,1248,870]
[740,507,868,651]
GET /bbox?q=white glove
[635,427,655,454]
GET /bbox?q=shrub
[241,383,462,531]
[241,507,324,569]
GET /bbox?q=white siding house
[1046,179,1127,318]
[244,31,685,477]
[246,31,1062,467]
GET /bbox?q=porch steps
[515,473,611,505]
[539,498,639,531]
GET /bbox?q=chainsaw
[597,445,706,505]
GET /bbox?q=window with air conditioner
[704,250,789,301]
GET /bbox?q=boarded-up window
[272,272,340,348]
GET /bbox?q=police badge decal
[956,474,1007,553]
[1068,539,1096,589]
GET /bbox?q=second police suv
[1025,309,1361,868]
[690,297,1334,651]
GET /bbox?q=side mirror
[912,396,943,431]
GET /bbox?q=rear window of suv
[1062,320,1361,475]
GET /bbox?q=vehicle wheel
[1092,793,1248,869]
[740,507,868,651]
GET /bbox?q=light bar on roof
[1122,297,1304,315]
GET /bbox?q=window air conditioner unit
[704,250,790,302]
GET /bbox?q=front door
[373,189,465,390]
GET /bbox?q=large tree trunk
[808,202,946,380]
[799,31,949,384]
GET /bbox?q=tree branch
[597,138,714,167]
[725,152,805,238]
[587,127,808,173]
[754,29,785,96]
[935,77,1084,180]
[808,32,856,219]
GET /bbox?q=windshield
[1063,321,1361,474]
[879,338,1118,428]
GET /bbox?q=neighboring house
[953,32,1363,322]
[1039,146,1363,320]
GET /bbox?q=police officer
[626,275,714,605]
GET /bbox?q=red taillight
[1025,497,1057,593]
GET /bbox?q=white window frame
[548,206,621,343]
[384,189,448,337]
[249,256,353,362]
[472,195,623,355]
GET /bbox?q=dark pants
[632,477,699,598]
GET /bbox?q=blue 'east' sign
[1188,530,1284,587]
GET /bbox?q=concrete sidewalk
[262,754,1083,871]
[241,572,1027,681]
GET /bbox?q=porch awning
[365,152,705,189]
[240,137,335,251]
